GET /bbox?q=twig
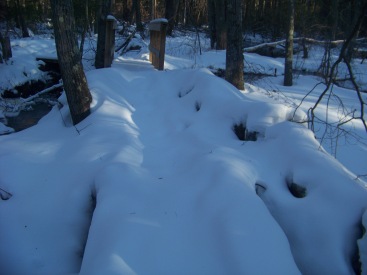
[292,81,323,121]
[116,30,137,54]
[308,2,367,133]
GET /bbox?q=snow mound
[0,67,366,274]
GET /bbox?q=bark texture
[284,0,295,86]
[132,0,143,32]
[15,0,30,38]
[51,0,92,125]
[0,32,12,62]
[208,0,227,49]
[165,0,179,36]
[95,0,112,69]
[225,0,244,90]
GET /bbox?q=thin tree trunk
[122,0,130,22]
[345,0,362,63]
[208,0,227,49]
[15,0,29,38]
[50,0,92,125]
[215,0,227,49]
[151,0,156,20]
[284,0,294,86]
[79,0,90,56]
[207,0,216,49]
[225,0,244,90]
[331,0,339,40]
[165,0,179,36]
[0,31,12,62]
[0,32,4,63]
[95,0,112,69]
[132,0,143,32]
[183,0,187,25]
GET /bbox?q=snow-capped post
[104,15,117,68]
[148,18,168,70]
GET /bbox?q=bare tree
[95,0,112,69]
[0,1,12,63]
[151,0,157,20]
[121,0,131,22]
[0,32,12,62]
[207,0,216,49]
[79,0,91,56]
[50,0,93,125]
[284,0,295,86]
[308,1,367,134]
[225,0,244,90]
[207,0,227,50]
[165,0,179,36]
[132,0,143,32]
[15,0,30,38]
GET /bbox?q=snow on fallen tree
[244,37,367,52]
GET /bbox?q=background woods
[2,0,366,116]
[1,0,366,40]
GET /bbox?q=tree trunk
[0,32,12,61]
[50,0,92,125]
[284,0,295,86]
[79,0,90,56]
[0,32,3,63]
[215,0,227,49]
[207,0,227,49]
[225,0,244,90]
[132,0,143,32]
[122,0,130,22]
[345,0,362,63]
[95,0,112,69]
[94,0,102,34]
[330,0,339,40]
[151,0,156,20]
[165,0,179,36]
[207,0,216,49]
[15,0,30,38]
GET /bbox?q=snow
[359,210,367,273]
[0,38,56,92]
[0,32,367,274]
[150,18,169,24]
[107,15,117,21]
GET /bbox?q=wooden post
[104,16,117,67]
[148,19,167,70]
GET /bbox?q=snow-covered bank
[1,63,366,274]
[1,31,367,274]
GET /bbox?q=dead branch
[308,2,367,133]
[115,30,137,54]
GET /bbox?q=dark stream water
[1,63,62,134]
[5,96,60,132]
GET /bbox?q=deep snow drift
[0,35,367,274]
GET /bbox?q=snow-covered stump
[148,19,167,70]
